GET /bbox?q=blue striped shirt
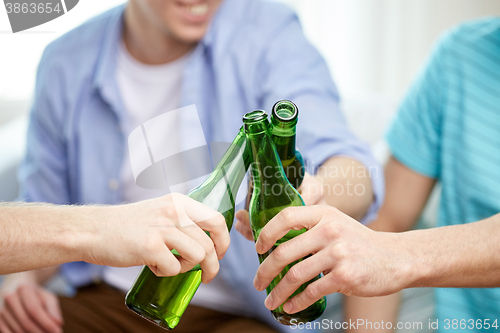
[386,18,500,332]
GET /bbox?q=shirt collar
[91,0,249,118]
[93,5,127,122]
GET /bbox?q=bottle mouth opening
[243,110,268,123]
[272,100,298,122]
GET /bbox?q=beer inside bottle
[125,127,249,330]
[243,110,326,325]
[245,99,305,210]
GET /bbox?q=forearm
[403,214,500,289]
[345,295,401,333]
[316,156,373,220]
[0,203,99,275]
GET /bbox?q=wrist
[58,205,105,264]
[397,229,434,289]
[71,205,113,264]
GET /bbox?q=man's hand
[83,193,230,284]
[0,273,63,333]
[235,172,325,241]
[0,194,229,282]
[253,205,413,314]
[0,193,229,333]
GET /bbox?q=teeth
[188,3,209,16]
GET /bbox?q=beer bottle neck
[243,111,289,189]
[188,127,249,226]
[271,100,299,163]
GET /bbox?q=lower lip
[176,3,211,25]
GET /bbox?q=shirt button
[109,179,120,191]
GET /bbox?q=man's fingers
[263,252,331,310]
[235,210,254,241]
[0,322,13,333]
[149,249,182,277]
[254,228,324,291]
[4,289,43,333]
[19,286,61,333]
[235,220,254,241]
[282,274,333,314]
[195,213,230,260]
[39,288,63,324]
[0,310,22,333]
[178,225,219,282]
[170,194,222,226]
[235,210,250,228]
[256,206,331,254]
[298,173,324,206]
[163,229,207,272]
[0,318,14,333]
[199,251,220,284]
[169,194,229,259]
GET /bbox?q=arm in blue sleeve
[257,11,384,223]
[18,46,72,204]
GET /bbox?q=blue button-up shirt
[19,0,383,330]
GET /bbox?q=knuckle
[327,244,339,259]
[143,240,159,254]
[304,284,318,301]
[214,213,226,227]
[202,237,215,255]
[192,246,206,263]
[163,204,178,220]
[332,243,348,260]
[334,266,350,286]
[280,207,295,222]
[285,266,303,285]
[321,224,338,241]
[160,261,180,277]
[258,231,271,246]
[169,261,182,275]
[255,268,269,284]
[272,245,288,263]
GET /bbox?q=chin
[173,26,210,44]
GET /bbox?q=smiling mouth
[179,2,209,16]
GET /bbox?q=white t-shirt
[104,42,247,315]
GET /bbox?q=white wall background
[280,0,500,102]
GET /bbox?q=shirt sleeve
[385,34,450,179]
[17,45,103,287]
[257,10,384,224]
[17,45,73,204]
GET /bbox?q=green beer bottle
[125,127,250,330]
[270,100,305,190]
[245,99,305,209]
[243,110,326,325]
